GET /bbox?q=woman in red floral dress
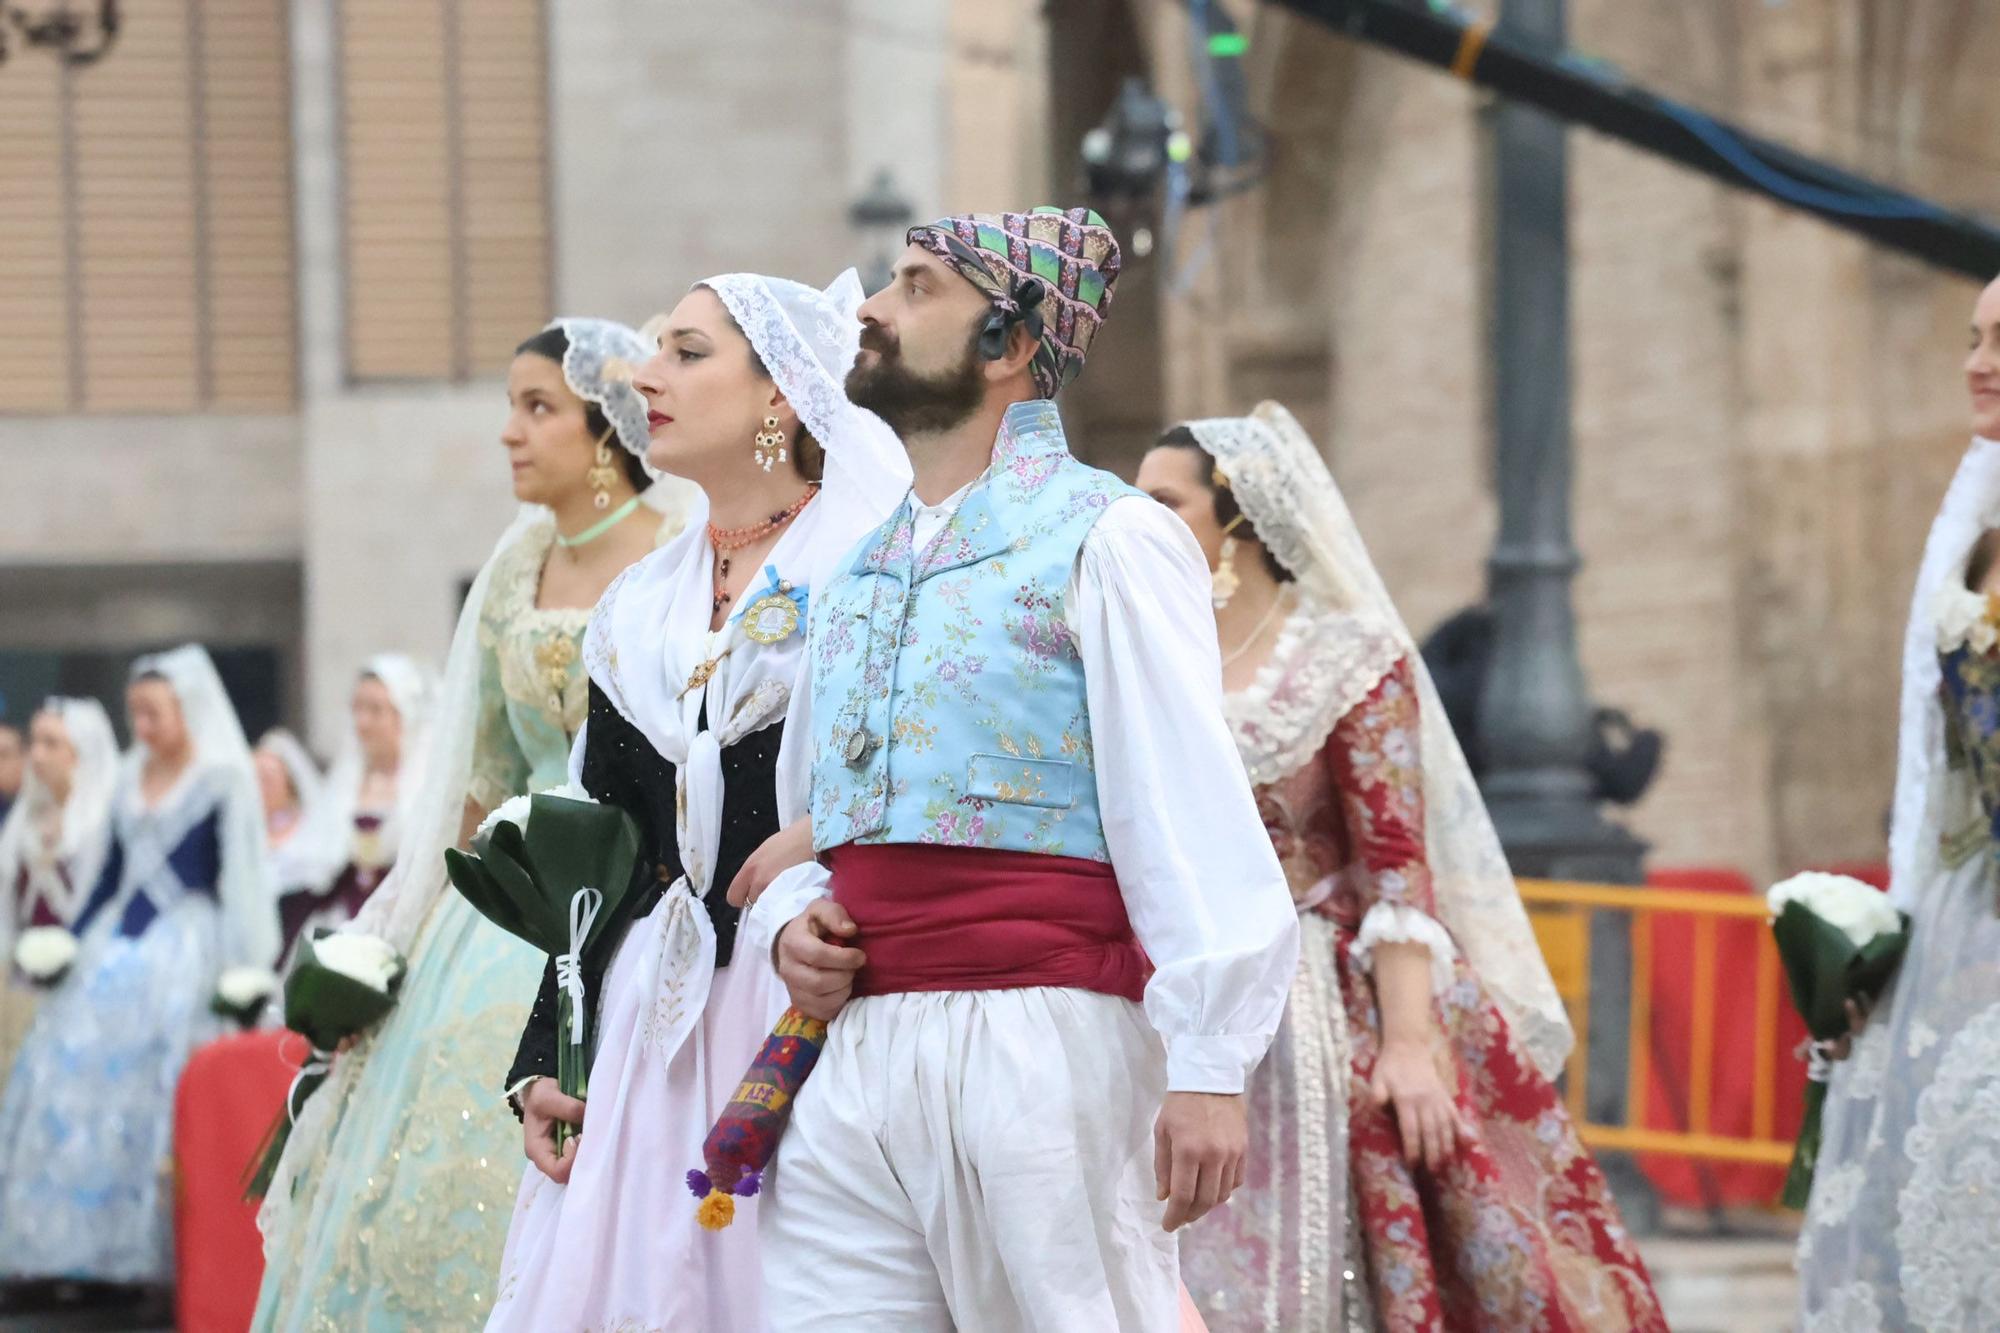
[1139,402,1665,1332]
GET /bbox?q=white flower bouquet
[1767,871,1911,1209]
[12,925,78,987]
[211,964,279,1027]
[243,928,407,1200]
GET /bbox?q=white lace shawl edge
[1223,599,1404,788]
[1348,901,1458,993]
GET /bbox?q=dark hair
[1155,426,1293,584]
[1970,529,2000,593]
[514,327,650,492]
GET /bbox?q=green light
[1167,131,1194,164]
[1207,32,1249,58]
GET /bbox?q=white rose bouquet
[211,964,279,1027]
[12,925,79,987]
[1767,871,1911,1208]
[243,928,407,1200]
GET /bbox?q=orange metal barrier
[1517,879,1795,1169]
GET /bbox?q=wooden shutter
[342,0,549,382]
[0,52,72,411]
[0,0,295,415]
[200,0,298,409]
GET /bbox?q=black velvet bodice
[505,680,785,1095]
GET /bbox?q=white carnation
[1934,583,1999,654]
[475,792,534,840]
[474,783,594,841]
[310,931,402,994]
[1768,872,1902,949]
[13,926,78,980]
[216,965,278,1009]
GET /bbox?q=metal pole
[1480,0,1656,1231]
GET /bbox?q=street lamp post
[848,170,915,297]
[1479,0,1657,1230]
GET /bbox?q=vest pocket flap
[966,753,1076,810]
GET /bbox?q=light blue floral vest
[807,399,1135,860]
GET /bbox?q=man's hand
[727,819,814,908]
[1153,1091,1248,1232]
[522,1078,586,1184]
[775,899,866,1022]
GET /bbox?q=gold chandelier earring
[1212,523,1246,608]
[585,426,622,510]
[754,415,789,473]
[1210,465,1245,608]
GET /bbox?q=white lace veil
[256,727,333,895]
[1888,438,2000,912]
[1187,402,1574,1077]
[699,269,912,553]
[546,316,661,479]
[127,645,280,969]
[0,697,119,957]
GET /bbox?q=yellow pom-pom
[696,1189,736,1231]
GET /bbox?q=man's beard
[845,325,985,437]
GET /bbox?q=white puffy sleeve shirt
[750,493,1300,1094]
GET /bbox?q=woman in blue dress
[0,645,277,1289]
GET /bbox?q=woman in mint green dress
[253,319,693,1330]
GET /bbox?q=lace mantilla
[1225,599,1402,787]
[702,271,866,451]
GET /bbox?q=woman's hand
[726,819,814,908]
[521,1077,586,1183]
[1368,1039,1472,1172]
[1825,996,1874,1061]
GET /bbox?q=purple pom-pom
[686,1169,712,1199]
[735,1169,763,1198]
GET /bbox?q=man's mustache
[858,326,898,357]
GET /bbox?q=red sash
[828,843,1150,1002]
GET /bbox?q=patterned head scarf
[907,206,1121,399]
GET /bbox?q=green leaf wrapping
[242,933,406,1201]
[1771,903,1912,1041]
[442,793,643,1155]
[1769,902,1910,1210]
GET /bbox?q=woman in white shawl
[256,727,328,901]
[1795,275,2000,1330]
[1140,405,1663,1331]
[273,655,434,953]
[484,270,908,1332]
[0,646,276,1287]
[0,697,119,1096]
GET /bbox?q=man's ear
[984,319,1038,382]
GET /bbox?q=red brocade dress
[1179,606,1665,1332]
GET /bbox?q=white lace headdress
[1888,438,2000,911]
[126,645,280,969]
[0,696,119,956]
[586,268,912,749]
[691,267,913,570]
[1187,401,1574,1077]
[544,317,659,476]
